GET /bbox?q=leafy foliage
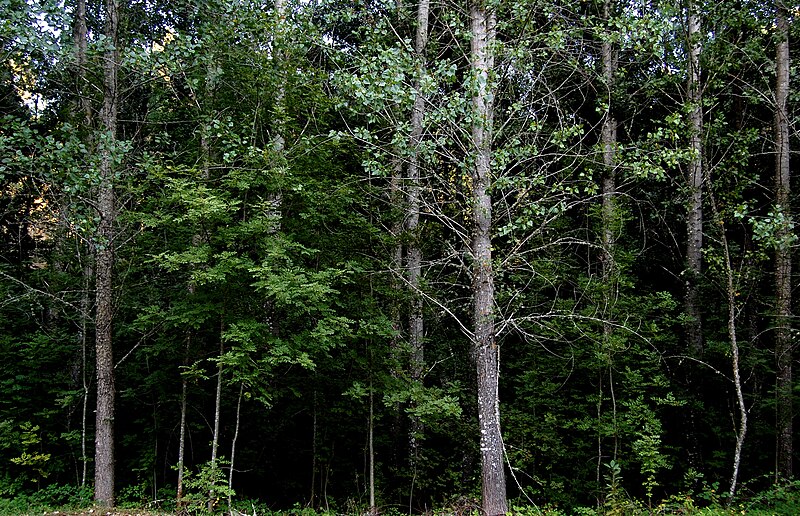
[0,0,798,513]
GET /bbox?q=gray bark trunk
[719,222,747,503]
[72,0,94,486]
[176,335,189,506]
[600,0,617,323]
[407,0,429,468]
[598,0,619,493]
[270,0,286,223]
[685,3,703,357]
[208,337,224,512]
[683,1,707,476]
[707,164,748,503]
[81,264,90,488]
[368,383,376,515]
[73,0,92,126]
[72,0,91,490]
[774,1,792,481]
[470,3,507,515]
[94,0,119,507]
[228,382,244,508]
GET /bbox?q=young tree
[71,0,93,489]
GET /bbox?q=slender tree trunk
[706,177,748,501]
[774,0,792,482]
[719,224,747,503]
[208,336,224,512]
[598,0,619,491]
[309,389,318,507]
[94,0,119,507]
[389,157,404,472]
[407,0,430,469]
[199,12,222,511]
[72,0,92,491]
[228,382,244,509]
[80,265,91,487]
[685,1,703,357]
[368,382,376,515]
[176,334,189,506]
[470,3,506,514]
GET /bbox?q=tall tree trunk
[683,2,705,474]
[72,0,92,490]
[199,11,223,510]
[94,0,119,507]
[774,0,792,482]
[407,0,429,469]
[685,1,703,357]
[597,0,619,494]
[470,3,506,514]
[600,0,617,337]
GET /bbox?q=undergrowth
[0,480,796,515]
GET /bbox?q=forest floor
[41,511,169,516]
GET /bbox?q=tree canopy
[0,0,798,514]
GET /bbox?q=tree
[685,0,704,358]
[773,0,792,482]
[94,0,120,507]
[406,0,429,468]
[469,2,506,514]
[4,0,800,510]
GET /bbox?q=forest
[0,0,799,514]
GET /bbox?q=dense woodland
[1,0,799,514]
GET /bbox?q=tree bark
[94,0,119,507]
[228,382,244,509]
[368,381,376,515]
[73,0,92,126]
[774,0,792,482]
[685,1,703,358]
[713,219,747,503]
[407,0,429,469]
[208,336,224,512]
[81,263,90,488]
[597,0,619,495]
[309,389,318,507]
[683,2,706,475]
[72,0,92,490]
[470,3,507,515]
[600,0,617,331]
[176,335,189,506]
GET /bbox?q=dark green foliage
[0,0,798,512]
